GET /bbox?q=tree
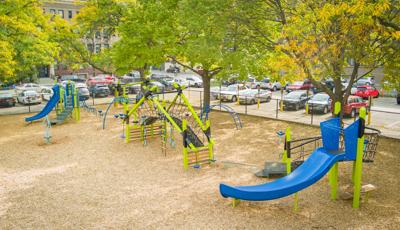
[169,0,256,109]
[51,0,127,75]
[234,0,399,114]
[0,0,60,82]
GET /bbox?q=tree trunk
[202,73,211,113]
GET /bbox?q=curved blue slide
[220,148,345,201]
[25,85,60,122]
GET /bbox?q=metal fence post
[245,96,247,115]
[311,103,314,125]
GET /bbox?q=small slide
[25,85,60,122]
[220,148,345,201]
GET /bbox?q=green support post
[73,87,80,121]
[329,101,341,200]
[353,107,366,208]
[282,127,291,173]
[206,119,213,161]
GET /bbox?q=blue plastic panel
[320,118,341,151]
[343,119,359,161]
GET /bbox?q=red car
[354,85,379,99]
[86,75,114,86]
[286,79,313,92]
[343,96,369,117]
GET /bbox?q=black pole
[245,96,247,115]
[311,103,313,125]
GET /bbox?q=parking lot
[2,84,400,139]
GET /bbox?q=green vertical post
[353,107,366,208]
[329,101,341,200]
[73,87,80,121]
[182,118,189,170]
[206,119,213,161]
[282,127,291,173]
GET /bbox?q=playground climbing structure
[124,83,214,169]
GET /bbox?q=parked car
[16,83,41,93]
[185,76,203,88]
[17,90,42,105]
[342,82,358,95]
[354,85,379,99]
[245,77,262,89]
[40,87,54,101]
[0,93,16,107]
[260,78,282,91]
[306,93,332,114]
[174,78,189,87]
[356,77,375,86]
[219,84,250,102]
[157,76,175,91]
[312,79,335,94]
[86,76,113,86]
[286,79,313,92]
[89,84,110,98]
[239,90,272,105]
[210,86,228,99]
[283,90,310,110]
[166,66,180,73]
[76,83,90,101]
[150,73,169,80]
[343,96,369,117]
[149,81,166,93]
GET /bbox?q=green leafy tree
[235,0,399,113]
[0,0,60,82]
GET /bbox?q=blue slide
[25,84,60,122]
[220,148,345,201]
[220,117,360,202]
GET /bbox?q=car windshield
[262,79,270,83]
[227,86,238,91]
[25,91,36,96]
[357,87,367,91]
[285,92,302,99]
[96,85,108,88]
[0,93,12,98]
[312,94,329,101]
[292,81,303,86]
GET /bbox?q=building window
[58,10,64,18]
[68,10,73,19]
[95,31,101,39]
[50,9,56,14]
[87,44,94,52]
[103,44,109,49]
[95,44,101,53]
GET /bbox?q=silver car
[219,84,250,102]
[17,90,42,105]
[306,93,332,114]
[239,90,272,105]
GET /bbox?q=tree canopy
[0,0,60,82]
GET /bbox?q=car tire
[295,104,299,111]
[250,99,256,104]
[231,96,237,102]
[323,106,328,114]
[351,109,356,118]
[273,86,277,91]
